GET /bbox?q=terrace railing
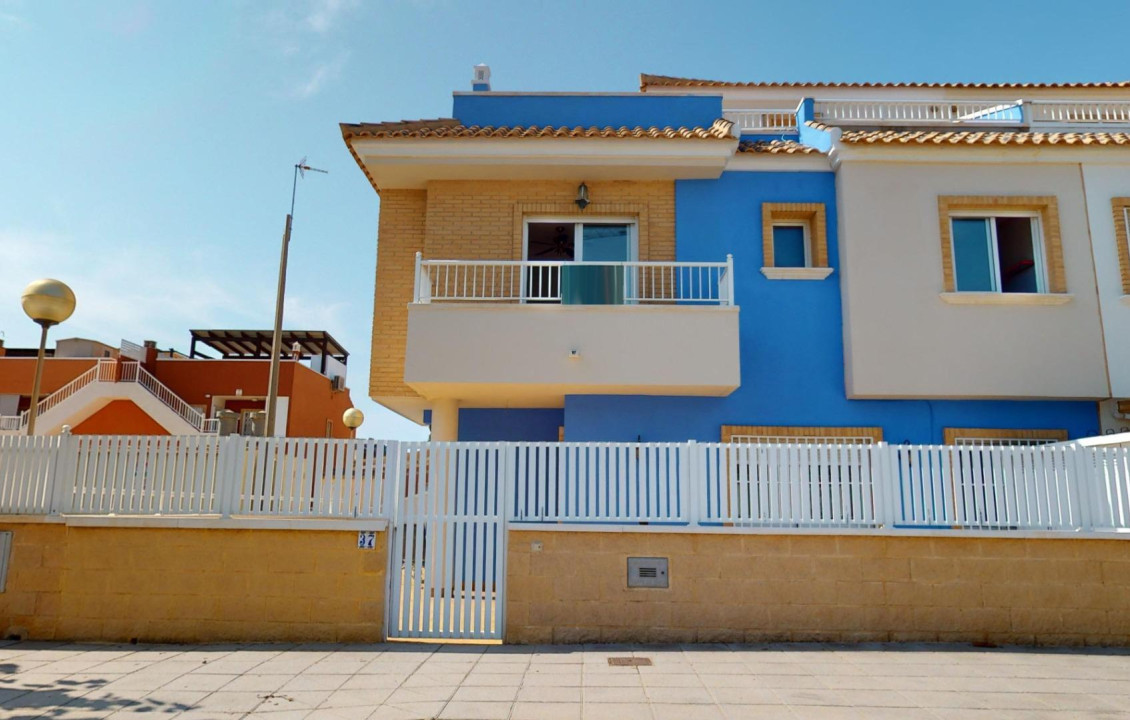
[414,254,736,306]
[1,436,1127,536]
[812,99,1130,129]
[723,109,798,134]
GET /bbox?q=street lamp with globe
[342,407,364,439]
[21,279,76,435]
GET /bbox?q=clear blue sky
[2,0,1128,440]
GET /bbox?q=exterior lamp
[342,407,364,438]
[575,182,590,210]
[21,279,76,435]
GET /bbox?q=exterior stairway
[0,359,218,436]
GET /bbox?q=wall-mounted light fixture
[575,182,590,210]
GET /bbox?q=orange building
[0,330,356,438]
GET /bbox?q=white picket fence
[1,436,1128,535]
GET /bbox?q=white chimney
[472,63,491,92]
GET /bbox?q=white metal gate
[385,443,508,641]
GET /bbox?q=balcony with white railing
[812,98,1130,130]
[414,255,735,306]
[405,254,741,405]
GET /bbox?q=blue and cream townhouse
[342,66,1130,445]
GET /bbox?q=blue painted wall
[561,170,1099,443]
[452,93,723,129]
[458,408,563,442]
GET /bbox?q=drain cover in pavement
[608,657,652,666]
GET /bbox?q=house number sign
[357,531,376,550]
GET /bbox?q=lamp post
[21,279,76,435]
[264,159,327,437]
[342,408,364,439]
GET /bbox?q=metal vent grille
[730,435,876,445]
[627,557,668,588]
[954,438,1056,447]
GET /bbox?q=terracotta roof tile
[641,73,1130,90]
[838,129,1130,146]
[341,118,736,141]
[737,139,820,154]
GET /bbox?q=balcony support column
[430,398,459,442]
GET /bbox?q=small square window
[772,224,808,268]
[951,215,1044,293]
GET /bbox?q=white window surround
[761,221,834,280]
[522,217,638,262]
[761,267,835,280]
[948,210,1047,294]
[939,292,1073,306]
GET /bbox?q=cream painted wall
[1082,165,1130,399]
[404,304,740,406]
[837,161,1109,399]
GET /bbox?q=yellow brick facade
[0,523,387,643]
[507,530,1130,645]
[370,180,676,400]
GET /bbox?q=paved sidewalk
[0,640,1128,720]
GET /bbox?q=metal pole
[264,161,324,437]
[26,323,50,436]
[264,209,294,437]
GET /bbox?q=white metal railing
[1027,100,1130,126]
[132,363,216,433]
[0,359,217,434]
[723,109,798,133]
[814,99,1024,126]
[414,253,736,306]
[0,436,1128,535]
[813,99,1130,129]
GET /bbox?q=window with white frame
[523,218,638,302]
[771,223,810,268]
[950,213,1046,293]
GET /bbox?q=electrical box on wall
[627,556,669,588]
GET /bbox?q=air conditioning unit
[332,375,346,391]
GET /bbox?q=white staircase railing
[132,363,218,433]
[0,359,217,435]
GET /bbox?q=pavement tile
[437,700,512,719]
[719,705,797,720]
[708,687,782,705]
[582,686,648,703]
[222,674,296,692]
[385,686,458,704]
[369,701,446,719]
[516,686,583,703]
[338,675,404,690]
[450,686,518,702]
[510,701,581,720]
[320,688,395,707]
[281,675,351,692]
[650,703,725,720]
[640,673,705,688]
[645,686,715,704]
[582,703,654,720]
